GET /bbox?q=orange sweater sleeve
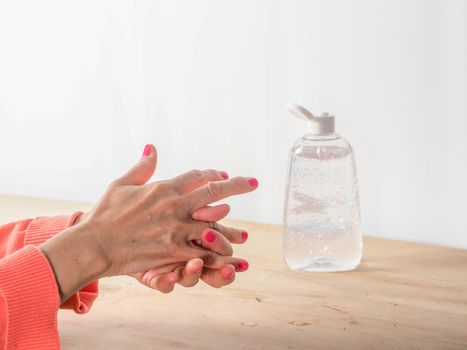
[0,213,99,349]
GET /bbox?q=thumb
[114,144,157,186]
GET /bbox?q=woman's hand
[76,218,250,294]
[131,201,251,293]
[75,159,253,294]
[40,144,258,302]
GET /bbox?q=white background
[0,0,466,248]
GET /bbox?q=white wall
[0,0,466,248]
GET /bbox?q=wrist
[39,224,108,303]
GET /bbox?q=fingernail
[220,171,229,180]
[237,261,249,271]
[247,177,258,188]
[205,230,216,243]
[241,231,248,241]
[142,144,152,157]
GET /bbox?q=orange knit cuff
[0,246,60,349]
[24,212,83,246]
[24,212,99,314]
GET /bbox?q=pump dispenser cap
[286,103,335,135]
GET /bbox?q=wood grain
[1,195,466,349]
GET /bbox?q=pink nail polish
[237,261,249,271]
[241,231,248,241]
[248,177,258,188]
[221,171,229,180]
[205,230,216,243]
[142,144,151,157]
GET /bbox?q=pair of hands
[40,144,258,301]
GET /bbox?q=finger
[201,264,236,288]
[149,271,179,294]
[171,169,229,195]
[190,228,233,257]
[207,256,249,273]
[191,204,230,222]
[185,176,259,208]
[176,258,204,288]
[189,248,233,269]
[113,144,157,186]
[136,262,182,282]
[210,222,248,244]
[202,256,249,273]
[229,257,249,272]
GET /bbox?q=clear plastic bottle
[283,103,362,272]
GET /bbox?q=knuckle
[108,180,119,190]
[149,183,162,195]
[202,252,217,266]
[150,181,167,194]
[207,181,221,199]
[190,169,205,184]
[233,176,244,186]
[206,169,218,179]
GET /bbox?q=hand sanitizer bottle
[283,103,362,272]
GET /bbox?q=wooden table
[1,195,466,349]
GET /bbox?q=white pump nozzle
[286,102,335,135]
